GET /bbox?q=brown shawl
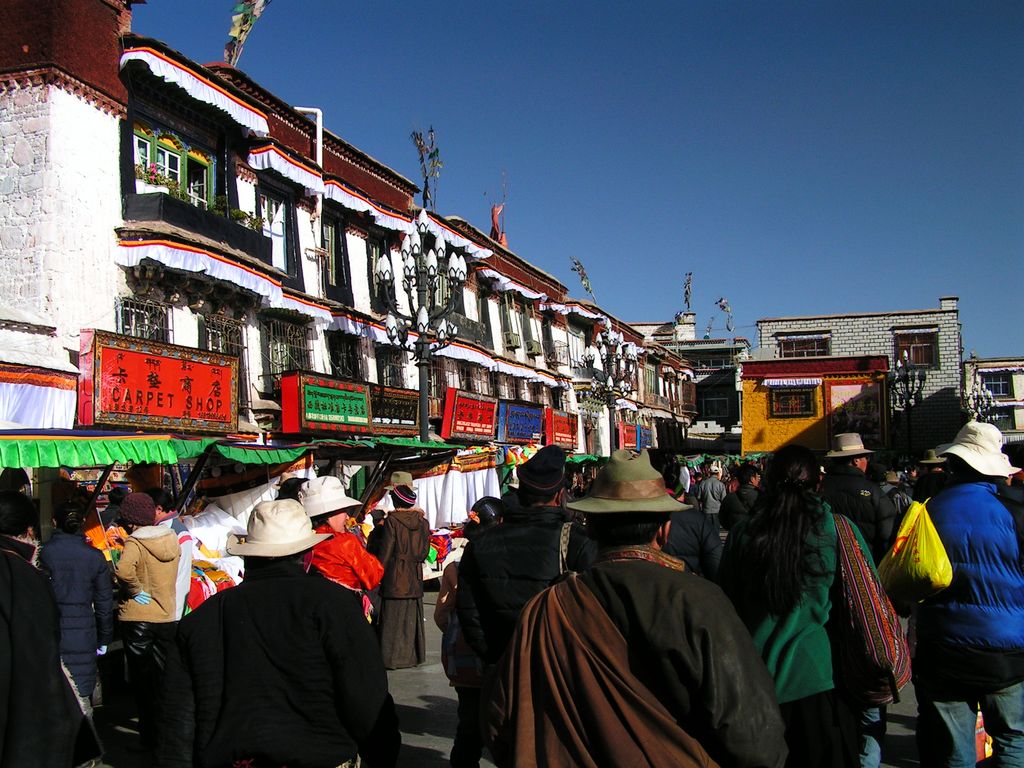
[482,574,719,768]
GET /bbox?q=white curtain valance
[324,181,412,235]
[116,240,332,325]
[776,333,830,341]
[762,378,823,388]
[424,215,493,261]
[892,327,938,336]
[248,145,325,195]
[476,268,547,302]
[616,398,639,412]
[976,367,1024,374]
[539,301,603,321]
[121,48,269,136]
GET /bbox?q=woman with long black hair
[718,444,871,767]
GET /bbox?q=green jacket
[719,507,869,704]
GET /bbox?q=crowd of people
[1,421,1023,767]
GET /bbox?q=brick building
[757,297,962,453]
[964,355,1024,446]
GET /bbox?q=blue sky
[133,2,1023,357]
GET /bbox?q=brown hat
[120,492,157,527]
[568,450,690,515]
[918,449,946,466]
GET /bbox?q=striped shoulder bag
[829,513,912,707]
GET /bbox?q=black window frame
[778,335,830,358]
[199,314,249,409]
[258,314,312,394]
[981,372,1013,398]
[116,297,172,344]
[256,178,304,291]
[321,208,353,305]
[366,230,395,314]
[327,332,363,380]
[375,344,406,388]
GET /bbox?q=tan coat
[115,526,180,623]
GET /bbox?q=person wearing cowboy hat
[821,433,898,768]
[482,450,786,768]
[302,476,384,601]
[457,445,597,666]
[821,433,898,564]
[913,421,1024,766]
[913,448,949,503]
[373,471,431,670]
[156,499,400,768]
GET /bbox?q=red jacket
[309,527,384,592]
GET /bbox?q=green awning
[213,443,310,465]
[0,430,190,468]
[566,453,606,464]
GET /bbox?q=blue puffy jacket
[39,531,114,697]
[917,481,1024,652]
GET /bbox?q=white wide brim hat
[939,421,1020,478]
[226,499,331,557]
[300,475,362,519]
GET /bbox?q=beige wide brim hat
[226,499,331,557]
[568,449,690,515]
[826,432,874,458]
[939,421,1020,478]
[300,475,361,519]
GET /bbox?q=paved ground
[93,586,918,767]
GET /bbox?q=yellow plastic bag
[878,500,953,603]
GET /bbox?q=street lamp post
[965,361,997,423]
[582,325,639,455]
[888,351,926,455]
[375,210,468,443]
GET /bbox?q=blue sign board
[497,401,545,444]
[637,425,653,450]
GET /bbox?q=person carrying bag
[877,499,953,605]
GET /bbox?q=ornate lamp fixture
[582,324,639,453]
[374,210,468,442]
[888,350,927,455]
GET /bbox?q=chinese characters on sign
[370,385,420,436]
[280,373,372,434]
[544,409,579,449]
[825,379,886,448]
[497,402,545,444]
[78,330,238,433]
[441,388,498,441]
[637,425,653,449]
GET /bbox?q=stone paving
[93,586,917,767]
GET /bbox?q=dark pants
[122,620,177,748]
[779,688,858,768]
[451,686,483,768]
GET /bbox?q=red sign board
[280,372,372,435]
[78,329,238,433]
[619,423,637,450]
[441,388,498,441]
[545,408,579,449]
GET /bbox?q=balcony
[124,192,273,265]
[450,312,493,349]
[676,381,698,414]
[648,393,673,411]
[543,340,570,367]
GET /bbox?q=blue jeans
[859,706,885,768]
[917,681,1024,767]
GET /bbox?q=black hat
[518,445,566,496]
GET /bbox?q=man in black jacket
[457,445,597,664]
[156,500,400,768]
[820,432,897,768]
[821,433,897,564]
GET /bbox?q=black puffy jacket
[719,484,761,531]
[821,464,897,563]
[663,508,723,579]
[39,530,114,696]
[456,505,596,663]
